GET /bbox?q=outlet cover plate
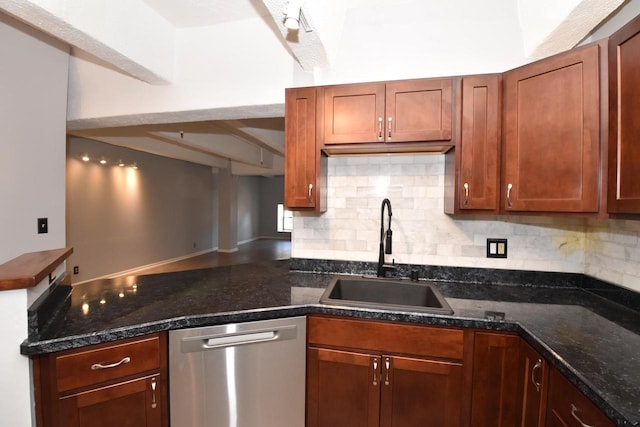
[487,238,507,258]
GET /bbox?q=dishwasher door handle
[205,331,275,348]
[180,324,298,353]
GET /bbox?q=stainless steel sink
[319,277,453,315]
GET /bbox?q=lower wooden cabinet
[33,333,167,427]
[519,340,549,427]
[306,316,469,427]
[469,331,521,427]
[546,368,615,427]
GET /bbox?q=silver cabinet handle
[372,358,379,386]
[571,404,595,427]
[507,183,513,208]
[384,357,390,386]
[463,183,469,206]
[308,183,313,203]
[387,117,393,140]
[531,359,542,392]
[378,117,383,141]
[91,356,131,370]
[151,377,157,409]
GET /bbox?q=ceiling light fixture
[118,160,125,167]
[81,155,90,162]
[99,158,107,165]
[132,163,138,170]
[283,0,310,32]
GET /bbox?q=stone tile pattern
[291,155,640,292]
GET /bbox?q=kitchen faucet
[377,198,395,277]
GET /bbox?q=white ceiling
[0,0,632,175]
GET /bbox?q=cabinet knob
[384,357,390,386]
[571,403,594,427]
[531,359,542,392]
[90,356,131,370]
[463,183,469,206]
[372,358,379,386]
[151,376,158,409]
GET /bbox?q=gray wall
[237,176,261,243]
[67,137,215,281]
[260,176,290,239]
[235,175,289,242]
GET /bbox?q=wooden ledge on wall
[0,248,73,291]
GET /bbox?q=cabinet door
[58,375,162,427]
[503,44,600,213]
[385,79,453,142]
[546,368,615,427]
[323,83,386,144]
[380,355,464,427]
[285,87,321,210]
[470,332,521,427]
[519,341,548,427]
[307,347,380,427]
[608,15,640,213]
[458,75,501,212]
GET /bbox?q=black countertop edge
[290,257,640,313]
[21,304,517,355]
[20,304,635,426]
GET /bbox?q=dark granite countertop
[22,259,640,426]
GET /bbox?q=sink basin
[320,277,453,315]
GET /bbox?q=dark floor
[127,239,292,276]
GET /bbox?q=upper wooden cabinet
[322,78,453,145]
[284,87,327,212]
[608,15,640,214]
[445,75,501,214]
[503,44,600,213]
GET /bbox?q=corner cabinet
[503,44,601,213]
[469,331,521,426]
[445,75,501,214]
[546,368,615,427]
[33,333,167,427]
[306,316,470,427]
[519,340,549,427]
[322,78,453,145]
[608,14,640,214]
[284,87,327,212]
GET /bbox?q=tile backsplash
[291,155,640,293]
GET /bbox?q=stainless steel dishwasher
[169,316,306,427]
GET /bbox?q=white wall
[0,13,69,427]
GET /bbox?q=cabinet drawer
[308,316,464,360]
[547,368,614,427]
[56,335,161,393]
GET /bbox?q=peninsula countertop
[21,259,640,426]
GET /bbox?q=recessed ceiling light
[99,158,107,165]
[118,160,125,167]
[82,155,90,162]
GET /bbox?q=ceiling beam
[0,0,174,84]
